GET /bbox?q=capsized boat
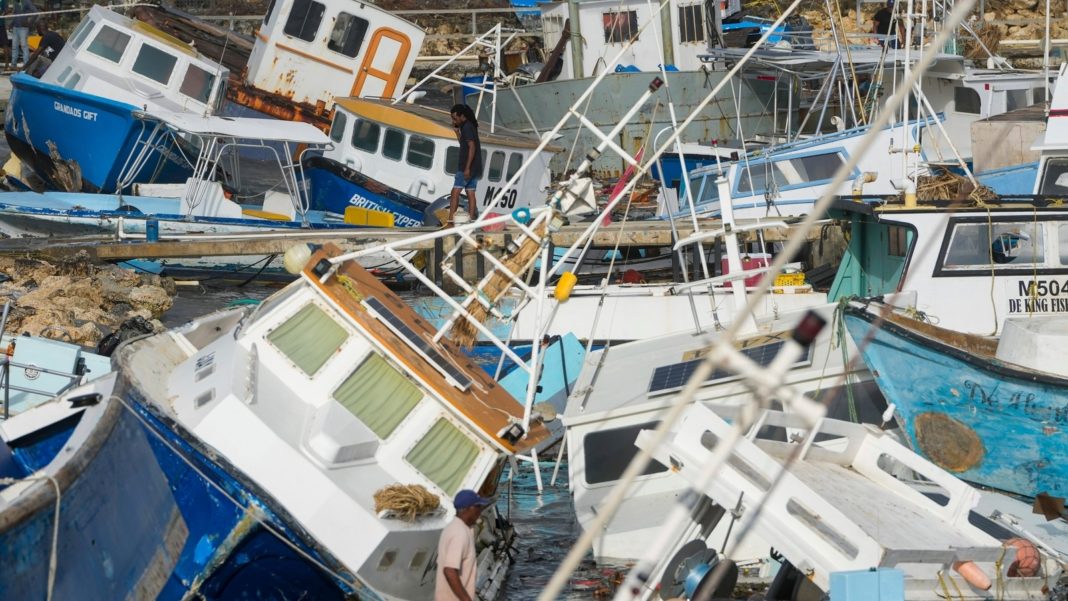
[112,242,553,599]
[5,6,228,193]
[845,300,1068,499]
[637,401,1068,599]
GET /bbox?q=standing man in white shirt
[435,489,493,601]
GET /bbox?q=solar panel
[363,297,472,391]
[648,340,805,396]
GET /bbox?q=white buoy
[283,244,312,275]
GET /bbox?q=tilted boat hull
[5,73,191,193]
[845,306,1068,498]
[304,155,427,228]
[0,398,186,599]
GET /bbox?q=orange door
[351,28,412,99]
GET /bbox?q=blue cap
[453,490,493,511]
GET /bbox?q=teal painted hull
[845,306,1068,498]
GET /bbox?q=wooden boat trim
[304,244,551,454]
[847,301,1068,385]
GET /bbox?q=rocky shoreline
[0,254,174,347]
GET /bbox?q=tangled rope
[373,484,441,521]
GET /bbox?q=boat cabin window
[678,4,704,43]
[1035,87,1048,104]
[68,18,95,50]
[954,87,981,114]
[383,128,405,161]
[941,221,1045,271]
[1058,225,1068,264]
[333,353,422,439]
[284,0,325,42]
[64,73,81,89]
[132,43,177,85]
[1038,158,1068,195]
[328,12,369,58]
[266,303,349,376]
[263,0,278,26]
[737,152,844,195]
[329,111,347,143]
[56,65,72,83]
[1006,89,1028,112]
[406,135,435,170]
[352,119,381,153]
[180,64,216,104]
[488,151,505,182]
[87,25,131,63]
[506,153,523,180]
[584,421,669,485]
[603,10,639,43]
[405,418,479,495]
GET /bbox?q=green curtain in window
[267,304,348,376]
[406,419,478,495]
[334,354,423,439]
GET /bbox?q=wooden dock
[0,219,811,263]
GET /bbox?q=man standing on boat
[435,489,492,601]
[448,104,482,226]
[9,0,34,69]
[872,0,896,48]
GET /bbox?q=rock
[129,285,173,317]
[0,257,176,347]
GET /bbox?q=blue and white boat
[845,300,1068,499]
[671,117,927,220]
[306,97,559,227]
[5,6,228,193]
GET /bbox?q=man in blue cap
[436,489,493,601]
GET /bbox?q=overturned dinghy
[113,243,551,599]
[639,403,1065,600]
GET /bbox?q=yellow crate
[774,273,806,287]
[344,206,395,228]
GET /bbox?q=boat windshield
[1038,158,1068,195]
[687,172,721,206]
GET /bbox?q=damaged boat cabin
[239,0,425,120]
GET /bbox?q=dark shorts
[453,171,479,190]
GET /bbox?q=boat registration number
[1006,278,1068,314]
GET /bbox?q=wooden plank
[0,220,817,263]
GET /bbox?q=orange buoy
[1005,537,1042,577]
[953,560,992,590]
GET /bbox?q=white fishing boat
[636,401,1068,599]
[304,97,560,227]
[112,241,556,600]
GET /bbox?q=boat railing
[0,358,85,420]
[0,303,86,420]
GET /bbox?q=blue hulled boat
[306,98,558,227]
[5,6,227,193]
[845,301,1068,498]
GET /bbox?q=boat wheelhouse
[246,0,424,108]
[305,98,559,227]
[113,244,551,599]
[828,197,1068,336]
[5,6,228,193]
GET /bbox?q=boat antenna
[209,27,232,118]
